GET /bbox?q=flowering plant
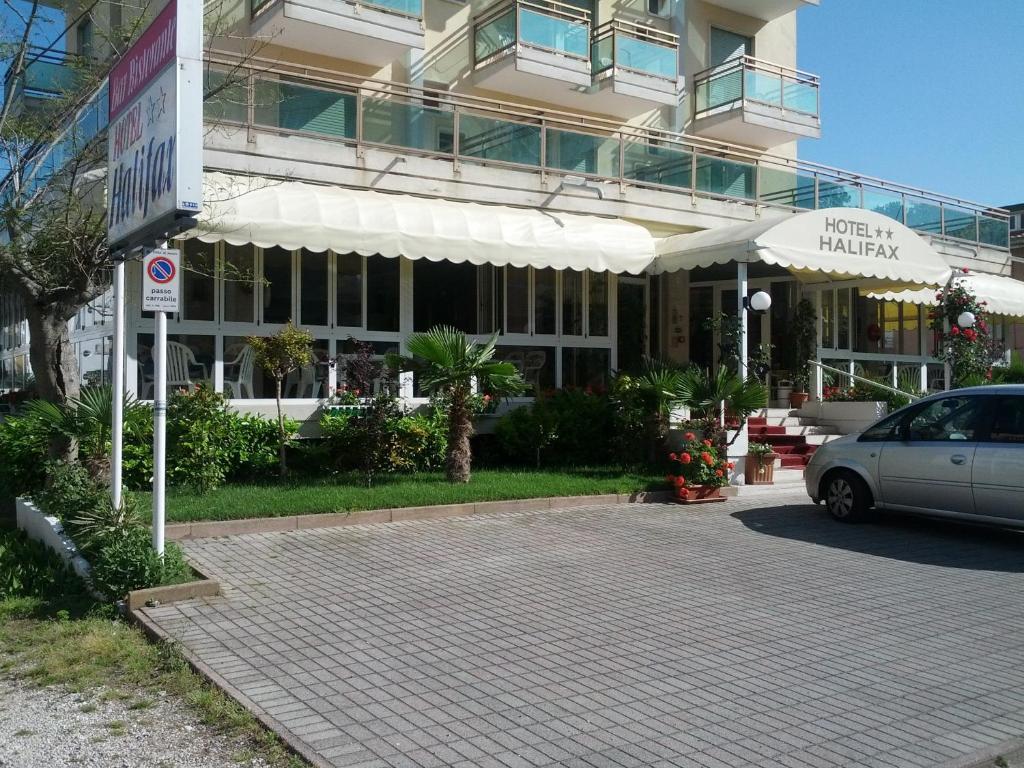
[665,432,732,498]
[929,268,1002,386]
[329,386,364,406]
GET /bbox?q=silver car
[805,385,1024,525]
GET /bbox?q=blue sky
[798,0,1024,208]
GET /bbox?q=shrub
[0,529,89,601]
[666,433,733,499]
[495,389,615,467]
[0,410,51,500]
[394,412,448,472]
[88,527,191,601]
[31,461,109,525]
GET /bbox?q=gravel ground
[0,673,273,768]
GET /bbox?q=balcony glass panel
[744,68,781,106]
[365,0,421,16]
[615,36,676,78]
[22,57,78,96]
[519,8,588,57]
[545,129,618,176]
[943,205,978,242]
[363,99,454,153]
[818,180,860,209]
[695,154,754,200]
[475,9,515,61]
[905,196,942,235]
[254,80,356,138]
[459,114,541,166]
[622,141,691,189]
[204,69,248,124]
[591,36,613,73]
[783,76,818,115]
[696,67,741,112]
[978,215,1010,249]
[758,167,815,209]
[862,187,904,222]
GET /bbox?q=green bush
[0,529,89,601]
[31,461,109,525]
[88,527,191,600]
[0,410,52,500]
[496,389,617,467]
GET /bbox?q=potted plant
[789,299,817,409]
[746,441,778,485]
[666,432,732,504]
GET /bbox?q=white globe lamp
[957,311,976,329]
[746,290,772,313]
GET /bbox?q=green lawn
[137,468,666,523]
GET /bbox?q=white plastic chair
[166,341,208,390]
[224,344,255,399]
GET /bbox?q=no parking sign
[142,248,181,312]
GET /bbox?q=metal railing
[811,360,922,401]
[591,20,678,81]
[252,0,422,20]
[3,45,82,101]
[694,54,819,118]
[473,0,591,65]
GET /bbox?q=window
[836,288,851,349]
[262,247,293,324]
[366,256,399,332]
[709,27,752,67]
[223,244,256,323]
[906,396,986,442]
[76,19,94,58]
[647,0,668,17]
[337,252,363,328]
[589,271,608,337]
[506,267,530,334]
[534,268,556,335]
[299,249,329,327]
[987,397,1024,443]
[562,270,584,337]
[183,241,215,321]
[562,347,610,390]
[414,260,480,333]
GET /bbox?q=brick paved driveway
[142,494,1024,768]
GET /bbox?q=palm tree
[388,327,525,483]
[629,359,688,462]
[676,366,768,446]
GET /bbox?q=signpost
[107,0,202,556]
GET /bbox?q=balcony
[250,0,423,67]
[692,55,820,148]
[2,47,80,120]
[699,0,819,22]
[590,20,683,117]
[472,0,592,102]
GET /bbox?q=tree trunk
[25,302,79,461]
[446,387,473,484]
[275,377,287,477]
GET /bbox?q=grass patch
[136,467,665,523]
[0,596,306,767]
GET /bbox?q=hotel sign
[818,216,899,260]
[106,0,203,251]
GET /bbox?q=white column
[737,262,748,379]
[110,260,126,510]
[153,307,167,556]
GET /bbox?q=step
[722,470,808,497]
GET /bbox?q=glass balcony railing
[591,21,678,81]
[252,0,421,18]
[3,46,82,107]
[473,0,591,64]
[694,55,819,118]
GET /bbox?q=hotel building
[1,0,1019,428]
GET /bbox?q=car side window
[859,409,910,441]
[905,396,985,442]
[987,396,1024,443]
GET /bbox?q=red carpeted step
[748,417,768,426]
[780,455,807,468]
[749,426,788,436]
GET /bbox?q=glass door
[617,278,646,374]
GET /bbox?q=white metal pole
[110,259,126,510]
[737,261,748,380]
[152,307,167,556]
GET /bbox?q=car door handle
[950,454,967,465]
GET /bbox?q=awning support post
[737,261,748,380]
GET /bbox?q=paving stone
[141,495,1024,767]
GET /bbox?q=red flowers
[702,439,713,447]
[673,476,685,487]
[679,452,692,464]
[962,328,978,342]
[684,432,696,441]
[668,452,678,461]
[962,266,970,273]
[726,462,735,470]
[715,469,724,477]
[700,452,713,465]
[951,326,961,336]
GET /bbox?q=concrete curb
[166,490,675,540]
[125,563,221,610]
[129,608,334,768]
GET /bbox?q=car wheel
[824,471,873,523]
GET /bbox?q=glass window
[262,247,293,324]
[496,345,555,396]
[709,27,752,66]
[506,267,529,334]
[562,347,610,391]
[223,244,256,323]
[901,304,921,355]
[366,256,399,332]
[136,334,214,397]
[859,408,908,442]
[182,241,215,322]
[477,265,503,335]
[649,275,661,358]
[562,270,583,337]
[414,260,478,333]
[988,397,1024,443]
[688,286,714,369]
[299,249,329,327]
[906,396,986,442]
[837,289,851,349]
[534,268,556,336]
[588,271,608,337]
[337,252,363,328]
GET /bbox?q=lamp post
[945,310,977,391]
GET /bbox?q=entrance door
[617,279,646,374]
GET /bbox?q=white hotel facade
[1,0,1021,419]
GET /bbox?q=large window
[337,252,363,328]
[299,249,329,327]
[506,267,530,334]
[183,241,215,321]
[534,268,557,335]
[366,256,400,332]
[223,244,256,323]
[137,334,214,397]
[262,247,293,324]
[413,262,504,334]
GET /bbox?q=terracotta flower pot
[674,484,725,505]
[746,453,778,485]
[789,391,810,409]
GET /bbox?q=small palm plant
[677,366,768,449]
[388,327,525,483]
[631,359,688,463]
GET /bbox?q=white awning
[188,173,656,274]
[869,272,1024,318]
[652,207,952,289]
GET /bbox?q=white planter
[806,401,888,435]
[15,498,93,584]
